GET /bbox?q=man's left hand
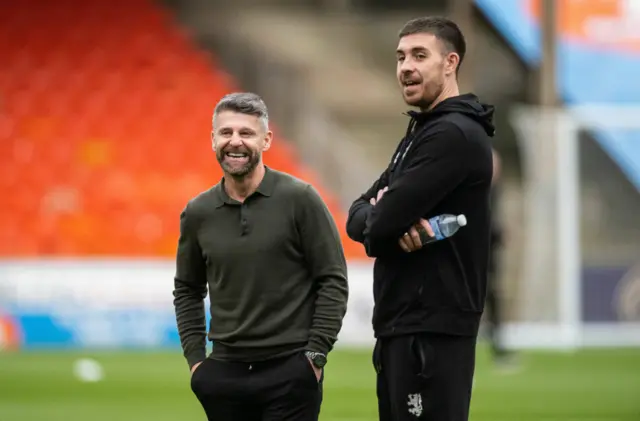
[370,187,388,206]
[398,218,434,253]
[306,357,322,382]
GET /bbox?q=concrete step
[212,8,405,116]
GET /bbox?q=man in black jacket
[346,17,495,421]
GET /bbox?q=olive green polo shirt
[173,166,349,367]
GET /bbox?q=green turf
[1,346,639,421]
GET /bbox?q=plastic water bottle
[420,214,467,244]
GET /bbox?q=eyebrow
[396,46,429,55]
[218,126,256,133]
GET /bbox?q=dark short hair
[398,17,466,72]
[213,92,269,129]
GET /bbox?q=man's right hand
[398,218,434,253]
[369,187,388,206]
[191,361,203,375]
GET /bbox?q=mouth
[224,151,250,162]
[403,80,420,87]
[402,80,422,96]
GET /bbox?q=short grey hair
[212,92,269,131]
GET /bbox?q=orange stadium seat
[0,0,367,260]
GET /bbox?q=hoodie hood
[406,93,495,137]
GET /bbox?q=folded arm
[363,122,470,257]
[345,169,389,244]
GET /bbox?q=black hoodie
[346,93,495,338]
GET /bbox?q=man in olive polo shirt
[172,92,349,421]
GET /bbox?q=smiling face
[212,110,272,179]
[396,32,460,109]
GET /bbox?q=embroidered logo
[407,393,423,417]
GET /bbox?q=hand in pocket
[191,361,203,375]
[305,357,322,382]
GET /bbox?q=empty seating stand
[0,0,366,259]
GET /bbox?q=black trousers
[373,332,477,421]
[191,352,323,421]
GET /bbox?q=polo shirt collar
[213,166,275,208]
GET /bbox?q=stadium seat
[0,0,366,260]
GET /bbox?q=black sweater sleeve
[345,169,390,244]
[172,203,208,369]
[298,185,349,356]
[363,122,470,257]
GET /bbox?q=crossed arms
[346,122,469,257]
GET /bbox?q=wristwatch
[304,351,327,369]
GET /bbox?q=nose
[228,133,243,146]
[400,57,416,74]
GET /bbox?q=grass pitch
[1,346,639,421]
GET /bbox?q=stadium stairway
[0,0,366,259]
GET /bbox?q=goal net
[504,104,640,350]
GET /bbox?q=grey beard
[218,153,260,178]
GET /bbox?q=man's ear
[445,52,460,76]
[263,130,273,152]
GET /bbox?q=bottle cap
[457,214,467,227]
